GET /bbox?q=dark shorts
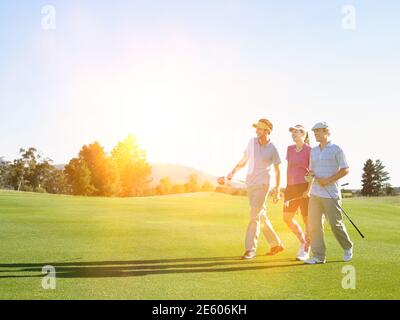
[284,183,309,216]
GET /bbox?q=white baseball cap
[312,122,329,130]
[289,124,306,133]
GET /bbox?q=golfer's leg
[323,198,353,251]
[308,196,326,260]
[301,215,310,248]
[244,187,262,252]
[261,210,281,247]
[283,210,306,244]
[256,185,279,246]
[300,199,310,247]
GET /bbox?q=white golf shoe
[296,244,310,261]
[241,251,256,260]
[304,256,326,265]
[343,248,353,262]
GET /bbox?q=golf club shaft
[284,184,346,205]
[227,177,245,184]
[285,195,306,203]
[322,185,365,238]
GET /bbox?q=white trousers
[245,184,281,252]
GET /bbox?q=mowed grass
[0,190,399,300]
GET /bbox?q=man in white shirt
[227,119,284,259]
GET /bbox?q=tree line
[155,175,214,195]
[0,143,395,198]
[0,135,215,197]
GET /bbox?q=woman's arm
[303,177,314,197]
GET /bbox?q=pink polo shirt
[286,144,311,186]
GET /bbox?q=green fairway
[0,190,399,300]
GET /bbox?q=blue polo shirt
[310,142,349,199]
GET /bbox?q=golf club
[321,184,365,238]
[305,172,365,239]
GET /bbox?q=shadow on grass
[0,256,341,279]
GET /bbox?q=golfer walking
[305,122,353,264]
[227,119,284,259]
[283,125,312,261]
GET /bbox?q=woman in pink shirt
[284,125,312,261]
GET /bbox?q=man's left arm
[317,167,349,186]
[317,147,349,186]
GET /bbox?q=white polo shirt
[244,138,281,187]
[310,142,349,199]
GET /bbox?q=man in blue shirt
[305,122,354,264]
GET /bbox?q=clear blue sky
[1,0,399,188]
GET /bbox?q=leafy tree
[7,151,29,191]
[79,142,120,196]
[20,148,40,189]
[111,135,151,197]
[171,183,185,194]
[65,158,97,196]
[64,136,150,197]
[184,174,200,193]
[32,158,56,191]
[3,148,55,192]
[156,177,172,195]
[44,169,71,194]
[201,180,215,192]
[0,158,10,189]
